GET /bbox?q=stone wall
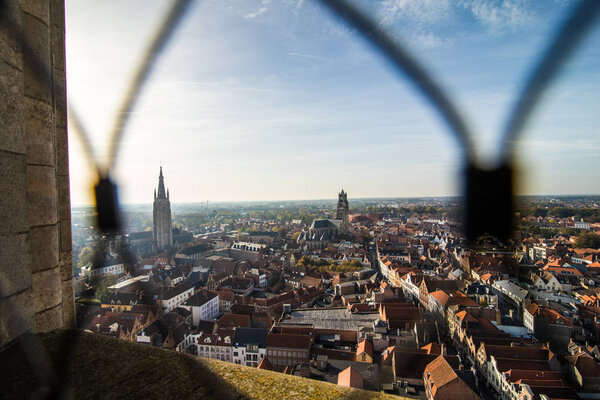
[0,0,73,347]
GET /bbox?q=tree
[575,232,600,249]
[560,227,579,237]
[93,274,117,302]
[77,246,103,268]
[361,230,372,244]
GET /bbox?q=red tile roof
[257,357,273,371]
[423,356,478,400]
[217,313,251,329]
[337,367,363,389]
[356,339,373,358]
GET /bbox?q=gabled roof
[217,313,251,329]
[394,351,459,380]
[430,290,450,306]
[505,369,562,382]
[421,342,441,355]
[481,344,548,361]
[423,280,460,293]
[493,358,551,373]
[266,333,311,350]
[196,319,217,334]
[337,367,363,389]
[566,354,600,378]
[183,290,217,307]
[424,356,479,400]
[310,219,337,230]
[233,327,268,348]
[356,339,373,358]
[169,322,190,345]
[381,345,397,365]
[257,357,273,370]
[161,283,193,300]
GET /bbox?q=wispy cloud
[460,0,534,32]
[244,6,267,19]
[408,32,454,50]
[377,0,453,27]
[287,52,339,63]
[288,52,320,60]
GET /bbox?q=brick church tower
[336,189,350,233]
[153,166,173,251]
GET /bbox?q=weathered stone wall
[0,0,73,347]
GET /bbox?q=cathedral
[153,166,173,251]
[297,190,350,250]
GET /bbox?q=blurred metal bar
[317,0,477,165]
[106,0,194,175]
[501,0,600,162]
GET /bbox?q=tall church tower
[336,189,350,233]
[153,166,173,251]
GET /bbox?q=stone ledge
[0,330,403,400]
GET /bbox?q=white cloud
[408,32,454,50]
[377,0,453,27]
[374,0,456,50]
[288,52,320,60]
[460,0,533,32]
[244,6,267,19]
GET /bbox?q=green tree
[94,275,117,302]
[575,232,600,249]
[361,230,372,244]
[560,227,580,237]
[77,246,102,268]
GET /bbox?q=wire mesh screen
[1,0,600,398]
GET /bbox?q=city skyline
[65,0,600,205]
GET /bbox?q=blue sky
[65,0,600,205]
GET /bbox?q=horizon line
[70,193,600,208]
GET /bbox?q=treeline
[172,208,328,231]
[354,205,460,219]
[520,206,600,222]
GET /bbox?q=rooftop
[280,308,380,332]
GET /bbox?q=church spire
[153,165,173,251]
[156,166,167,199]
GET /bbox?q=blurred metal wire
[501,0,600,163]
[1,0,600,398]
[318,0,477,165]
[106,0,193,176]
